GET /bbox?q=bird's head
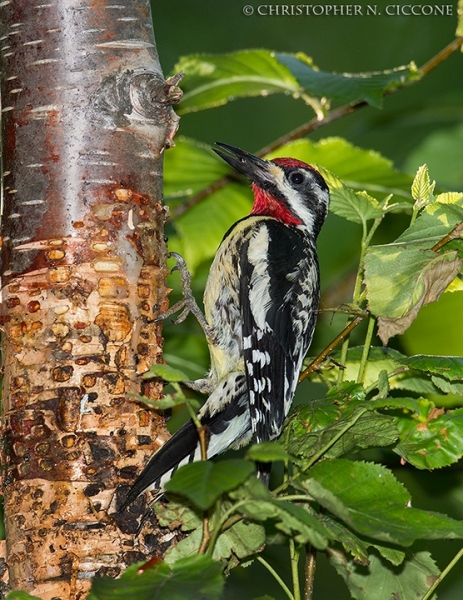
[214,142,329,238]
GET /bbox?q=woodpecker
[119,143,329,510]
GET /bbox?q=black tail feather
[117,418,200,513]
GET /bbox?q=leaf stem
[303,408,368,471]
[289,539,302,600]
[421,545,463,600]
[337,334,351,385]
[256,555,295,600]
[205,499,247,556]
[356,316,376,384]
[420,36,463,76]
[185,397,212,553]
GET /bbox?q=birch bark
[0,1,180,597]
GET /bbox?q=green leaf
[145,363,189,382]
[305,459,463,546]
[364,185,463,343]
[267,137,413,203]
[135,395,179,410]
[395,192,463,246]
[174,50,300,114]
[364,246,460,320]
[87,555,224,600]
[431,374,463,395]
[166,517,265,571]
[165,459,255,510]
[174,49,419,114]
[164,137,230,199]
[230,477,332,549]
[411,164,435,204]
[277,53,420,108]
[322,348,446,397]
[242,499,331,548]
[371,545,406,567]
[289,406,398,462]
[286,383,398,461]
[329,549,439,600]
[397,354,463,381]
[153,499,203,532]
[246,441,290,463]
[394,401,463,469]
[369,396,433,414]
[317,168,383,225]
[319,514,370,565]
[364,244,462,344]
[312,346,434,394]
[175,182,252,272]
[320,514,406,567]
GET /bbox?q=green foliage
[87,555,224,600]
[329,549,439,600]
[165,459,255,510]
[363,180,463,343]
[144,363,189,382]
[246,441,290,463]
[305,459,463,545]
[92,33,463,600]
[174,50,419,115]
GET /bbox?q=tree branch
[298,315,365,383]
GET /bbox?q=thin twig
[298,315,364,383]
[431,221,463,253]
[257,103,363,157]
[256,555,295,600]
[421,546,463,600]
[198,511,211,554]
[304,545,317,600]
[420,36,463,76]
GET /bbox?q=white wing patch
[246,226,272,330]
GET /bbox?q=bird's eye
[289,171,304,185]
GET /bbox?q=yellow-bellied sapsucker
[120,143,329,509]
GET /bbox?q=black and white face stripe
[265,163,330,238]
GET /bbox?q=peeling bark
[0,1,180,597]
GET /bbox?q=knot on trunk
[92,69,184,129]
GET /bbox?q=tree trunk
[0,1,180,597]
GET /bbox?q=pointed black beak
[213,142,275,187]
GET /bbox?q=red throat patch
[250,185,302,226]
